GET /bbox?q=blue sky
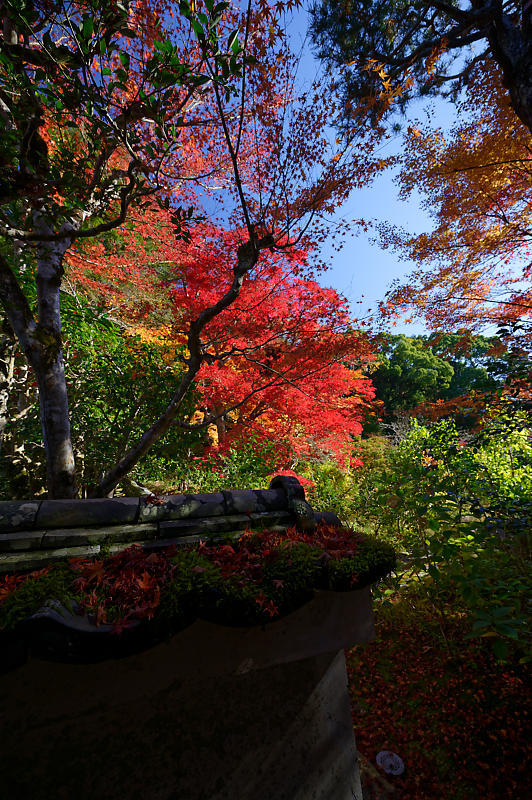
[308,160,431,334]
[285,3,458,335]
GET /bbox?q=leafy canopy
[310,0,532,134]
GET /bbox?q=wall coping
[0,476,340,573]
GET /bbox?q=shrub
[349,409,532,662]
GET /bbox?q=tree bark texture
[0,325,17,453]
[0,223,77,498]
[488,0,532,134]
[33,218,77,498]
[33,359,75,499]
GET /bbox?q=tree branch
[0,251,37,359]
[93,231,274,497]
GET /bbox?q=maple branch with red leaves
[93,232,275,497]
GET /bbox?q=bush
[348,409,532,662]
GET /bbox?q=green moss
[200,580,266,626]
[195,541,324,626]
[261,542,322,613]
[324,537,396,591]
[157,550,222,629]
[0,563,75,631]
[0,533,396,634]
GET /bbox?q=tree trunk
[213,405,227,445]
[34,355,76,498]
[33,218,77,498]
[489,2,532,135]
[0,325,17,454]
[0,221,78,499]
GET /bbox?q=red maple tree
[1,0,384,497]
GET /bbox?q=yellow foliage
[380,61,531,335]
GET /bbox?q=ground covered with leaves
[346,599,530,800]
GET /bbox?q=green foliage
[208,437,287,489]
[302,459,359,520]
[428,333,508,398]
[370,334,454,416]
[0,294,202,497]
[347,410,532,662]
[0,0,244,225]
[302,410,531,663]
[152,436,289,495]
[297,441,380,525]
[300,438,390,527]
[359,332,524,428]
[64,314,198,491]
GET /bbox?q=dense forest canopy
[0,0,530,501]
[0,0,384,497]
